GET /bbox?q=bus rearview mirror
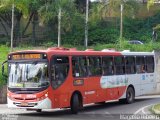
[2,60,8,78]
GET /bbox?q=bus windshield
[8,62,49,88]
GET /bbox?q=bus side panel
[84,77,98,103]
[59,94,69,108]
[100,75,127,100]
[107,88,118,100]
[96,89,107,102]
[140,73,156,95]
[118,86,127,98]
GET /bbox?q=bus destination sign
[12,54,41,60]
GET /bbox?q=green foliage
[0,45,9,87]
[88,27,119,45]
[154,104,160,111]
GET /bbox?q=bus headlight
[45,93,48,97]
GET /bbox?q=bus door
[50,56,70,107]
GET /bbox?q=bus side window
[102,56,114,76]
[72,56,87,77]
[136,56,145,74]
[146,56,154,73]
[115,57,125,75]
[125,57,135,74]
[88,57,102,76]
[51,56,69,89]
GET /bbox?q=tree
[0,0,30,45]
[147,0,155,9]
[94,0,139,18]
[38,0,83,46]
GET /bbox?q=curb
[152,104,160,115]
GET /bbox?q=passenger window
[125,57,136,74]
[115,57,125,75]
[50,56,69,89]
[136,56,145,73]
[146,56,154,73]
[88,57,102,76]
[102,57,114,76]
[72,56,87,77]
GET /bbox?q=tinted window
[115,57,125,75]
[146,56,154,73]
[50,56,69,89]
[102,56,114,75]
[88,57,102,76]
[125,56,136,74]
[136,56,145,73]
[72,56,87,77]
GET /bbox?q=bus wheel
[125,87,135,104]
[71,94,80,114]
[36,109,42,112]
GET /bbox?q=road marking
[134,104,153,114]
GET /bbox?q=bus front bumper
[7,97,52,109]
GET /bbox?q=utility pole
[120,4,123,48]
[58,7,61,47]
[85,0,89,48]
[11,4,14,52]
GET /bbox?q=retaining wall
[0,85,7,104]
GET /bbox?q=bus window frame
[145,56,155,73]
[114,56,125,75]
[50,55,70,89]
[72,56,88,78]
[136,56,146,74]
[125,56,136,74]
[102,56,114,76]
[87,56,102,77]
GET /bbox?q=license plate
[20,102,28,106]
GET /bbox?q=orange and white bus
[2,47,156,114]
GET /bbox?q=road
[0,95,160,120]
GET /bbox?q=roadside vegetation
[152,104,160,115]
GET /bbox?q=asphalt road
[1,95,160,120]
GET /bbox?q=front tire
[71,94,80,114]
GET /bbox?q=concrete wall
[0,85,7,104]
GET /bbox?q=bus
[2,47,156,114]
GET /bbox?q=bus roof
[9,47,154,56]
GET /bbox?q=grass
[152,104,160,115]
[154,104,160,111]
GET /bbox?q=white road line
[134,104,154,114]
